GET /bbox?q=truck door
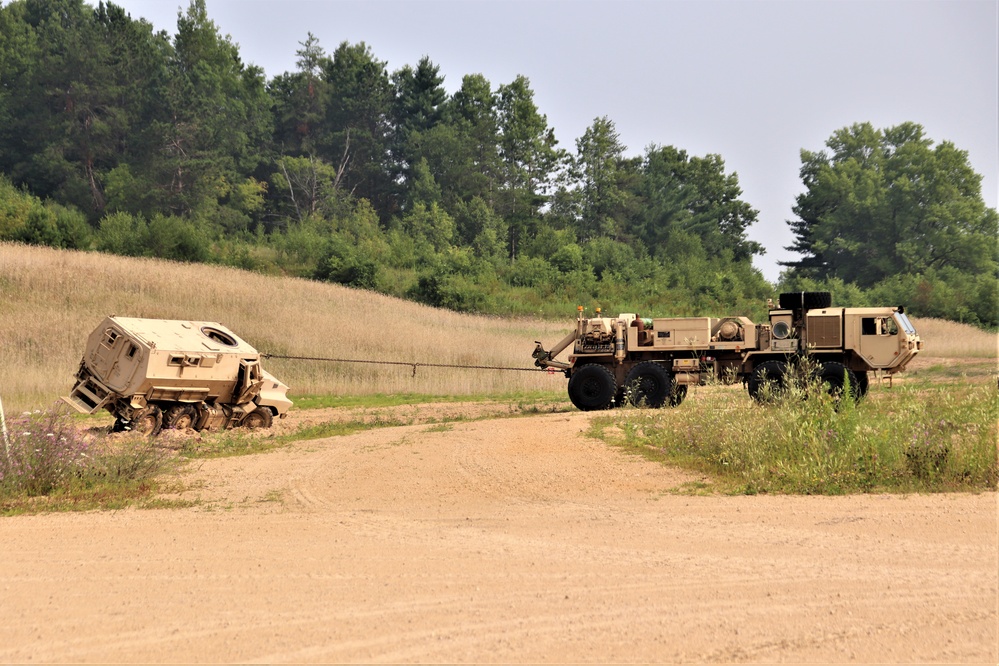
[858,315,902,368]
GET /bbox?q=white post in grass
[0,393,9,456]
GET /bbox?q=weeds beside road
[604,380,998,495]
[3,374,996,516]
[0,405,176,514]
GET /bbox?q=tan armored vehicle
[533,292,922,410]
[63,316,292,435]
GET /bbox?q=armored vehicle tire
[778,291,832,310]
[243,406,274,429]
[625,362,676,408]
[748,360,789,403]
[132,405,163,437]
[164,404,197,430]
[568,364,617,411]
[814,362,860,402]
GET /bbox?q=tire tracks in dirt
[0,408,995,663]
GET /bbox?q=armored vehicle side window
[126,343,138,358]
[201,326,237,346]
[104,329,119,347]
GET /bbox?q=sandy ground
[0,407,996,664]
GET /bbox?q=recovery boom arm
[532,330,576,371]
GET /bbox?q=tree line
[1,0,995,325]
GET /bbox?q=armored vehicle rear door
[93,326,141,392]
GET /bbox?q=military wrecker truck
[63,316,292,435]
[532,292,922,411]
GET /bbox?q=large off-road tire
[748,360,789,403]
[625,361,676,408]
[131,405,163,437]
[242,406,274,429]
[567,364,617,411]
[163,404,198,430]
[814,362,860,403]
[778,291,832,311]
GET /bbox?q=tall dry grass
[2,243,994,413]
[0,243,571,412]
[908,317,998,358]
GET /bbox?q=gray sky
[112,0,998,282]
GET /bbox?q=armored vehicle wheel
[567,364,617,411]
[132,405,163,436]
[242,406,274,429]
[748,360,788,403]
[625,362,676,408]
[164,404,197,430]
[814,362,860,403]
[778,291,832,310]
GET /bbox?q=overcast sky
[110,0,997,282]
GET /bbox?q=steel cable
[261,353,547,377]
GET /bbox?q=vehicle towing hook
[532,342,551,367]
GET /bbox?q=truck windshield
[895,313,916,335]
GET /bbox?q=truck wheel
[132,405,163,436]
[568,364,617,411]
[748,360,788,403]
[243,406,274,429]
[778,291,832,310]
[164,404,197,430]
[625,362,675,408]
[814,362,860,402]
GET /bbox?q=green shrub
[314,234,379,289]
[96,211,148,256]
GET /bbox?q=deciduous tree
[784,122,998,287]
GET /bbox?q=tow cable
[262,353,547,378]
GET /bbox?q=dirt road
[0,410,996,663]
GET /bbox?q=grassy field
[0,242,572,413]
[908,317,997,358]
[2,241,996,413]
[1,242,996,508]
[601,380,997,494]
